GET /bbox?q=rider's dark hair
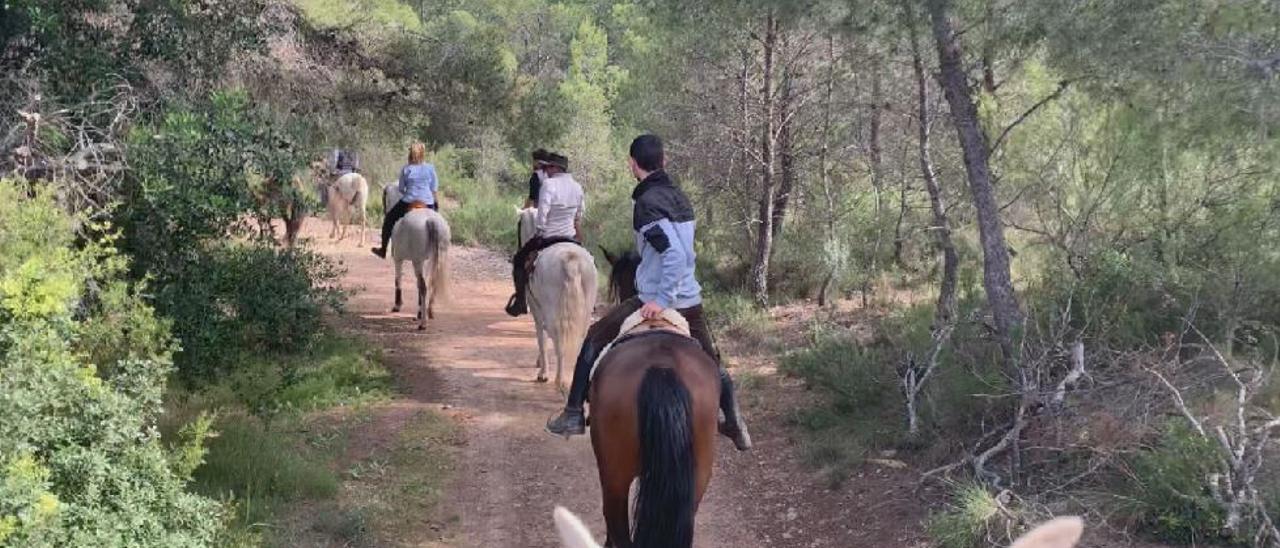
[629,134,664,172]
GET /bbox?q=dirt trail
[312,226,765,547]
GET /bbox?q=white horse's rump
[327,172,369,245]
[518,207,597,390]
[386,184,450,330]
[551,506,1083,548]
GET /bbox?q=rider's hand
[640,301,665,320]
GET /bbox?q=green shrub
[780,335,904,484]
[0,180,224,546]
[705,292,776,349]
[1124,421,1227,544]
[160,244,345,383]
[926,483,1004,548]
[118,93,343,384]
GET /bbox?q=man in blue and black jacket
[545,134,751,451]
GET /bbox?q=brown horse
[588,249,720,548]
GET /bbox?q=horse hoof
[417,324,426,331]
[536,376,548,383]
[391,306,401,313]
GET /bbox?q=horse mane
[602,247,640,303]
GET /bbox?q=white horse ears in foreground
[553,507,600,548]
[1010,516,1084,548]
[551,507,1083,548]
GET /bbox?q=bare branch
[989,79,1071,157]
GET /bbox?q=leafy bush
[704,292,777,349]
[159,244,344,383]
[1124,421,1227,544]
[117,93,342,383]
[0,180,224,546]
[779,335,904,485]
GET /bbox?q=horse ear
[600,246,617,266]
[1010,517,1083,548]
[553,507,601,548]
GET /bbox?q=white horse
[384,184,450,330]
[327,172,369,245]
[518,207,597,390]
[552,506,1084,548]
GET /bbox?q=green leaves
[0,179,223,547]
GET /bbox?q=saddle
[523,237,581,276]
[407,201,430,210]
[589,308,692,381]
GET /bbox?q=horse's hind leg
[358,208,367,246]
[425,259,435,320]
[533,315,548,383]
[601,476,633,548]
[392,260,403,313]
[551,330,565,393]
[413,261,427,330]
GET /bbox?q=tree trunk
[981,0,998,94]
[772,68,795,240]
[911,22,959,327]
[865,62,885,306]
[750,12,779,307]
[817,35,838,308]
[892,174,910,268]
[928,0,1021,363]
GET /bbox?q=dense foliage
[0,181,223,546]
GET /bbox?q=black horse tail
[633,366,695,548]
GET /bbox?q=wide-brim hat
[531,148,552,162]
[538,152,569,171]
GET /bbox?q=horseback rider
[371,142,438,259]
[524,148,553,210]
[333,147,360,175]
[505,151,584,317]
[545,134,752,451]
[319,148,360,206]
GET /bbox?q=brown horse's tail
[632,367,695,548]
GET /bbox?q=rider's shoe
[719,372,753,451]
[370,247,386,259]
[719,411,753,451]
[505,294,527,317]
[546,406,586,437]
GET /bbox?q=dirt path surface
[311,226,778,547]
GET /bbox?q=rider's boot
[718,368,753,451]
[370,247,386,259]
[547,335,598,437]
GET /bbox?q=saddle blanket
[589,308,692,381]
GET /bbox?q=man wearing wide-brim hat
[506,151,585,316]
[525,148,553,210]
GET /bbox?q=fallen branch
[1052,341,1086,407]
